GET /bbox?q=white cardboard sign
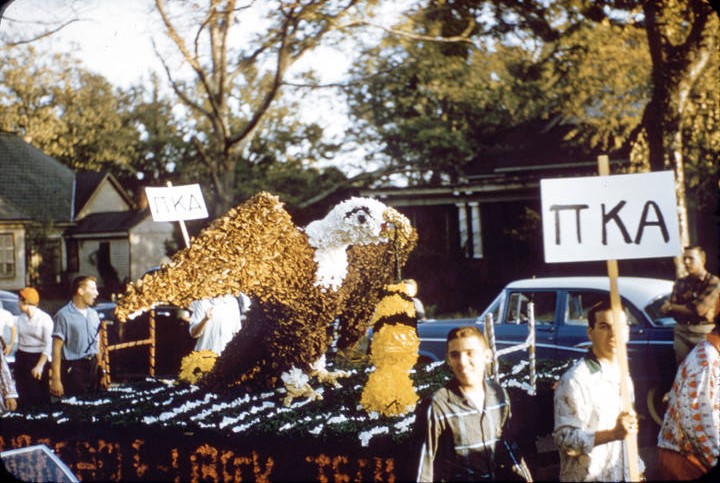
[540,171,681,263]
[145,184,209,222]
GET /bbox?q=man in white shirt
[188,294,243,355]
[553,300,643,481]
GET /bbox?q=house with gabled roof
[0,132,175,298]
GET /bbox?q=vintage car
[415,277,677,426]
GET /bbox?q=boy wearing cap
[13,287,53,408]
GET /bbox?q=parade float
[0,192,565,481]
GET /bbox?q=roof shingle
[0,132,75,222]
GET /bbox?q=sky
[1,0,402,89]
[2,1,166,87]
[1,0,413,175]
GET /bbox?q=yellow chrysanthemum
[178,350,218,384]
[360,360,418,416]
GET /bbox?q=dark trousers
[61,357,100,397]
[14,350,50,408]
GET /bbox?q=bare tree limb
[1,16,81,47]
[337,18,478,44]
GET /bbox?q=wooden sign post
[598,155,639,481]
[539,158,682,481]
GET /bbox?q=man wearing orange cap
[13,287,53,408]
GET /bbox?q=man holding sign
[542,167,682,481]
[553,301,643,481]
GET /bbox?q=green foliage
[345,0,653,185]
[2,0,716,218]
[114,77,191,197]
[0,45,195,203]
[681,59,720,210]
[0,46,137,171]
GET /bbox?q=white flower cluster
[281,367,309,386]
[309,355,327,373]
[358,426,389,447]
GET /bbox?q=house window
[0,233,15,278]
[36,239,62,285]
[455,202,483,259]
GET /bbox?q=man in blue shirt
[50,276,106,398]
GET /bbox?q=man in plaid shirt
[415,326,513,481]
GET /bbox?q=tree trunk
[642,0,717,277]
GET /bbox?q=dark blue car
[415,276,676,425]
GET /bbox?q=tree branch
[152,39,211,119]
[337,19,477,44]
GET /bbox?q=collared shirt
[553,352,643,481]
[670,272,720,325]
[15,307,54,358]
[416,378,510,482]
[188,295,242,354]
[52,302,101,361]
[658,334,720,470]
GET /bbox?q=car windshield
[644,294,672,322]
[1,299,20,315]
[481,293,503,324]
